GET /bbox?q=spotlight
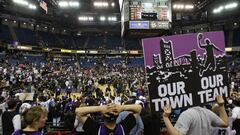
[100,16,106,21]
[111,2,115,7]
[13,0,28,6]
[78,16,94,21]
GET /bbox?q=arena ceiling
[0,0,121,34]
[0,0,239,35]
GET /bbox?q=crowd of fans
[1,53,240,135]
[0,55,151,135]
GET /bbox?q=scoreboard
[129,0,171,30]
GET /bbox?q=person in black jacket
[49,98,62,126]
[2,98,21,135]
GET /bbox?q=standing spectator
[12,106,48,135]
[65,79,70,87]
[65,85,72,98]
[74,116,85,135]
[162,96,228,135]
[50,98,62,127]
[114,93,122,105]
[2,98,21,135]
[64,98,75,130]
[0,96,7,135]
[75,103,142,135]
[55,86,61,98]
[116,111,144,135]
[231,100,240,135]
[117,101,144,135]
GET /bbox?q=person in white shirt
[163,96,228,135]
[0,96,7,135]
[114,93,122,105]
[65,80,70,87]
[74,116,85,135]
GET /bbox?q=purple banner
[143,32,225,67]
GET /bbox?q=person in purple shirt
[75,104,142,135]
[12,106,48,135]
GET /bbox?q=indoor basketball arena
[0,0,239,135]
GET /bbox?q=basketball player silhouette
[198,33,224,73]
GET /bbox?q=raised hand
[198,33,203,40]
[109,104,124,115]
[163,104,172,118]
[216,96,224,106]
[100,104,114,116]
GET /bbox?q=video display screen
[129,21,149,29]
[129,0,171,29]
[141,13,158,20]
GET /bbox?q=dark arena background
[0,0,239,135]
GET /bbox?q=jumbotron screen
[129,0,171,30]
